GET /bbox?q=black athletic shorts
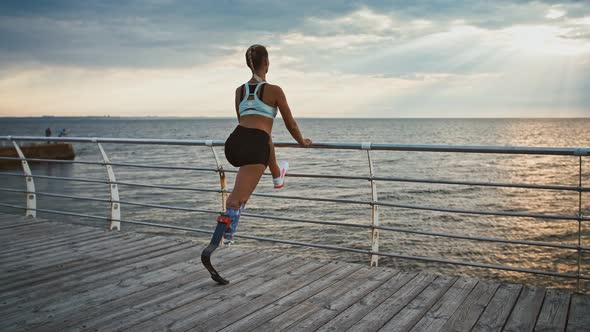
[224,125,271,167]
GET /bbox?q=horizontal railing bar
[32,191,111,203]
[1,156,581,192]
[0,156,583,193]
[106,162,218,172]
[371,249,587,280]
[243,211,589,251]
[113,217,590,280]
[112,182,369,205]
[0,203,586,280]
[0,136,226,146]
[371,175,584,192]
[287,172,586,192]
[374,224,588,250]
[2,136,589,156]
[0,156,101,166]
[376,201,582,221]
[0,172,108,184]
[115,181,221,193]
[247,192,368,205]
[0,203,109,221]
[2,190,586,251]
[117,200,221,215]
[123,182,567,223]
[9,161,585,194]
[1,172,585,221]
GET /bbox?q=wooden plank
[0,236,175,299]
[222,262,362,332]
[0,223,73,241]
[0,226,105,250]
[0,215,584,332]
[315,271,418,332]
[347,273,437,332]
[173,260,337,332]
[0,236,175,294]
[0,231,121,263]
[471,283,523,332]
[0,225,104,249]
[0,217,66,232]
[534,288,571,332]
[440,281,500,332]
[0,219,48,229]
[567,293,590,331]
[27,247,255,332]
[0,215,31,225]
[1,241,199,322]
[410,277,479,331]
[0,231,130,265]
[503,286,546,332]
[72,251,296,332]
[377,275,456,332]
[0,238,185,315]
[108,255,310,332]
[253,265,372,332]
[0,228,107,256]
[0,235,139,282]
[209,263,379,332]
[0,213,21,220]
[283,268,401,332]
[0,233,146,278]
[6,251,203,330]
[218,262,349,332]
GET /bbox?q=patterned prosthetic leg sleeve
[223,204,245,242]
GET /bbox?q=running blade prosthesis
[201,214,231,285]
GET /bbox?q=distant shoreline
[1,116,590,120]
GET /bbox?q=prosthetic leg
[201,214,231,285]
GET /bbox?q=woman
[202,44,312,284]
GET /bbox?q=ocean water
[0,117,589,290]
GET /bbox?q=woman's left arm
[234,86,241,121]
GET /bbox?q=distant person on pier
[57,128,68,137]
[45,127,51,144]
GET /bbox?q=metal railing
[0,135,588,291]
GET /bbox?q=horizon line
[1,116,590,120]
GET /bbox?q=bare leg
[226,164,266,208]
[202,163,266,284]
[268,138,280,178]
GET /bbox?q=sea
[0,117,589,291]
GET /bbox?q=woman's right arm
[275,86,312,147]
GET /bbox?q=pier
[1,212,588,332]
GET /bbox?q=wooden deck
[0,212,588,332]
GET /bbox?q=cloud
[1,1,590,117]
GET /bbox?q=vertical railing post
[97,142,121,230]
[577,155,583,292]
[363,142,379,267]
[11,139,36,217]
[206,141,227,211]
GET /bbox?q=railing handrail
[0,134,587,291]
[1,135,589,156]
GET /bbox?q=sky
[0,0,589,118]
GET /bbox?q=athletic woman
[201,44,312,284]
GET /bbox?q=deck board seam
[499,284,525,331]
[312,270,415,332]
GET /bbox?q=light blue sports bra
[238,82,278,119]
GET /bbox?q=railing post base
[12,141,36,218]
[98,143,121,231]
